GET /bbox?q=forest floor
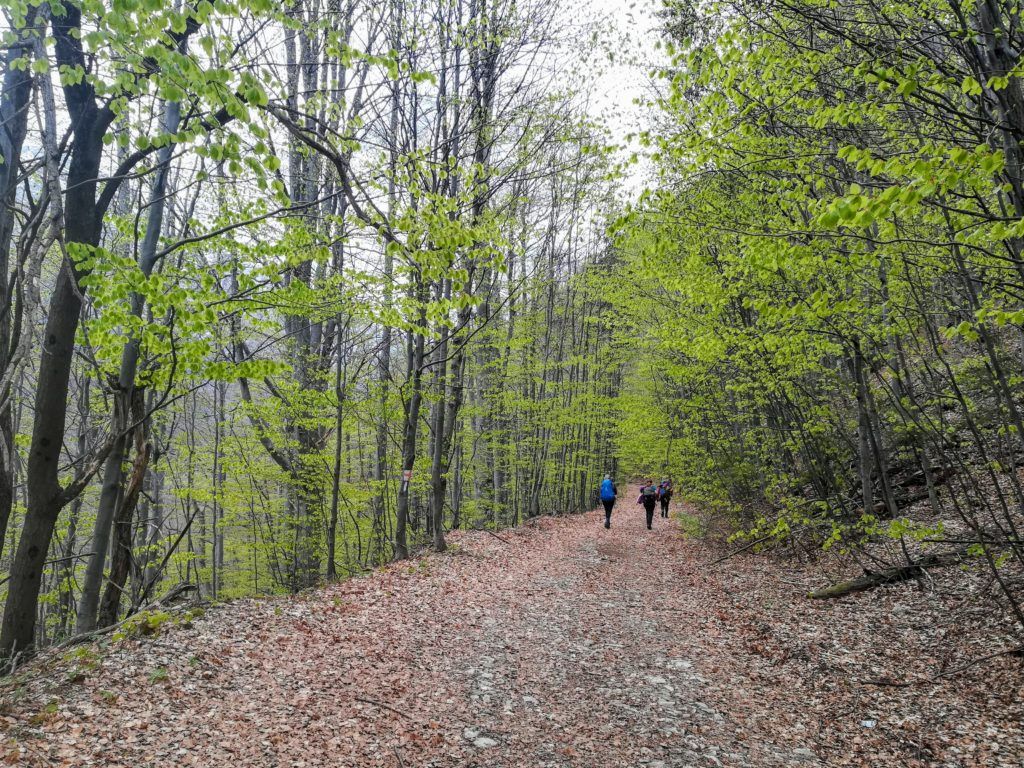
[2,498,1024,767]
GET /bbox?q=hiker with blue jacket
[637,480,658,529]
[600,474,617,528]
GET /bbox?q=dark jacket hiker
[637,481,658,529]
[658,481,672,518]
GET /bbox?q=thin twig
[355,696,411,719]
[859,677,915,688]
[0,553,94,587]
[857,644,1024,688]
[482,529,514,546]
[933,645,1024,680]
[708,534,774,566]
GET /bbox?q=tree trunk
[0,7,38,556]
[77,96,181,634]
[97,390,152,628]
[394,290,426,561]
[0,46,111,655]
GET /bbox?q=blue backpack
[600,478,615,501]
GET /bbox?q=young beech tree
[1,0,288,661]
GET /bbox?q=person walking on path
[658,480,672,518]
[637,480,658,529]
[599,474,617,528]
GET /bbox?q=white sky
[579,0,665,195]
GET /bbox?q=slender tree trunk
[327,314,349,579]
[97,390,152,628]
[0,6,38,556]
[394,284,426,561]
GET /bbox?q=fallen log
[808,550,968,599]
[893,466,954,490]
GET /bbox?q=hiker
[599,474,617,528]
[658,480,672,518]
[637,480,658,529]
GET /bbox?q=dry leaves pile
[2,499,1022,767]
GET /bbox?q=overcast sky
[579,0,664,194]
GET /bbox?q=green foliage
[29,701,59,726]
[676,511,704,539]
[62,647,100,684]
[605,0,1024,596]
[113,610,175,641]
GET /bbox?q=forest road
[5,503,807,767]
[9,501,1015,767]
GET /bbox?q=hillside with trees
[0,0,620,658]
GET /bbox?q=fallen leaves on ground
[2,499,1022,767]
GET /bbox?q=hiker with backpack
[637,480,658,529]
[599,474,617,528]
[658,480,672,518]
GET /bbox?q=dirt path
[3,503,1022,767]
